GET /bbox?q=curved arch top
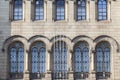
[94,35,120,52]
[2,35,27,52]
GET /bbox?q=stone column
[24,50,30,80]
[91,49,96,80]
[68,50,74,80]
[25,0,31,22]
[68,0,75,22]
[69,71,74,80]
[46,0,53,22]
[45,71,52,80]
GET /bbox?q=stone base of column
[91,71,96,80]
[24,70,30,80]
[46,71,52,80]
[69,71,74,80]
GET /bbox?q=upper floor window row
[12,0,108,21]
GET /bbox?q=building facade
[0,0,120,80]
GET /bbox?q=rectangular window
[35,0,44,20]
[56,0,65,20]
[77,0,86,20]
[98,0,107,20]
[13,0,23,20]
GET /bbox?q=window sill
[33,20,46,23]
[96,19,111,23]
[54,19,68,23]
[76,20,89,23]
[11,20,24,23]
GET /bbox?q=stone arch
[72,35,93,51]
[94,35,119,52]
[2,35,28,52]
[94,35,119,80]
[50,35,72,51]
[28,35,50,51]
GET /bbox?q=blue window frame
[31,42,46,79]
[77,0,86,20]
[98,0,107,20]
[35,0,44,20]
[13,0,23,20]
[96,42,110,79]
[9,42,24,79]
[53,41,68,79]
[74,42,89,79]
[56,0,65,20]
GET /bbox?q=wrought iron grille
[56,0,65,20]
[35,0,44,20]
[96,42,110,79]
[52,41,68,80]
[74,42,89,79]
[98,0,107,20]
[77,0,86,20]
[13,0,23,20]
[31,42,46,79]
[9,42,24,79]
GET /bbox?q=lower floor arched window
[95,41,110,79]
[74,41,89,79]
[9,42,24,79]
[52,41,68,80]
[31,42,46,79]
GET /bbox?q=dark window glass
[35,0,44,20]
[77,0,86,20]
[13,0,23,20]
[31,42,46,79]
[74,42,89,79]
[98,0,107,20]
[52,41,68,79]
[56,0,65,20]
[96,42,110,79]
[9,42,24,79]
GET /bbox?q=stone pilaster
[46,0,53,22]
[45,71,52,80]
[69,71,74,80]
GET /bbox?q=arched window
[31,42,46,79]
[35,0,44,20]
[56,0,65,20]
[74,41,89,79]
[9,42,24,79]
[98,0,107,20]
[95,42,110,79]
[77,0,86,20]
[13,0,23,20]
[52,41,68,79]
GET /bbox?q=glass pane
[10,48,17,72]
[18,48,24,72]
[32,47,38,73]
